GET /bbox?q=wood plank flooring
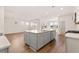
[5,33,66,53]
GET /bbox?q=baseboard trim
[5,32,24,35]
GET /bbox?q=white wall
[0,7,4,33]
[4,6,74,34]
[74,7,79,30]
[59,13,74,32]
[4,7,56,34]
[59,13,79,33]
[4,18,25,34]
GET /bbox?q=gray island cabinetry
[24,30,56,52]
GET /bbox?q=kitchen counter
[25,30,44,33]
[66,30,79,33]
[25,29,55,33]
[65,33,79,39]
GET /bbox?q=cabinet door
[24,32,30,45]
[37,33,44,49]
[30,33,37,49]
[66,38,79,53]
[43,31,50,45]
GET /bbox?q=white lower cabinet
[66,38,79,53]
[65,33,79,53]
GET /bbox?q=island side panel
[37,33,45,50]
[37,31,50,50]
[29,33,38,50]
[24,32,30,45]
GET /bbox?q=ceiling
[4,6,75,21]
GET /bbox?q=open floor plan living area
[0,6,79,53]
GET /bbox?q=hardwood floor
[5,33,66,53]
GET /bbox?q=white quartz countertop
[24,29,55,33]
[25,30,43,33]
[0,36,11,50]
[65,33,79,39]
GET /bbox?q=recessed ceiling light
[25,22,29,25]
[60,8,63,10]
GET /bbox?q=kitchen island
[24,30,56,52]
